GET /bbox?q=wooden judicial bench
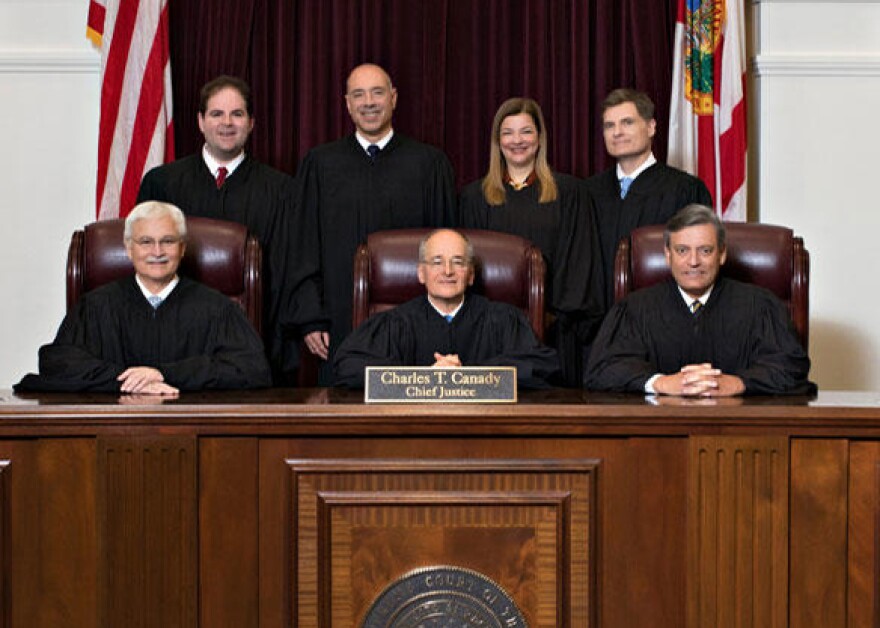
[0,388,879,627]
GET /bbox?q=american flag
[668,0,747,221]
[87,0,174,219]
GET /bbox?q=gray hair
[418,229,474,264]
[663,203,726,249]
[124,201,187,241]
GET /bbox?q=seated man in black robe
[137,75,300,385]
[585,204,815,396]
[15,201,271,394]
[333,229,559,388]
[585,88,712,311]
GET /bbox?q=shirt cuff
[644,373,662,394]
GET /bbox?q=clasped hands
[117,366,179,395]
[653,363,745,397]
[432,352,461,367]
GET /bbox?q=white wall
[0,0,97,388]
[755,0,880,389]
[0,1,877,390]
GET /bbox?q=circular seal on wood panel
[361,565,528,628]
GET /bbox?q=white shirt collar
[202,145,246,178]
[677,284,713,309]
[427,294,465,320]
[135,275,180,302]
[617,153,657,181]
[355,129,394,153]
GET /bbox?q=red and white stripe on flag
[668,0,747,221]
[87,0,174,220]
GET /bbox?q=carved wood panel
[287,458,597,627]
[687,436,789,628]
[846,442,880,628]
[98,436,197,628]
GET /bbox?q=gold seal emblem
[362,565,528,627]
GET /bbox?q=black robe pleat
[585,277,815,395]
[333,294,559,389]
[15,276,271,392]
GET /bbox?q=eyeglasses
[420,257,470,271]
[131,237,182,249]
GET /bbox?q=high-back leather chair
[352,228,546,340]
[614,222,810,349]
[66,216,263,333]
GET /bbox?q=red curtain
[168,0,677,187]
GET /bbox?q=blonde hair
[482,97,557,206]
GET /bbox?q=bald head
[346,63,392,93]
[345,63,397,142]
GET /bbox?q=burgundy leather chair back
[66,216,263,333]
[614,222,810,348]
[352,228,546,340]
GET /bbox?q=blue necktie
[366,144,380,163]
[148,295,163,309]
[620,176,633,199]
[444,314,454,323]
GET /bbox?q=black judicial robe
[584,277,815,395]
[137,154,300,383]
[295,133,457,376]
[585,162,712,310]
[333,295,559,388]
[460,173,605,387]
[15,276,272,392]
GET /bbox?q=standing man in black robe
[295,63,457,383]
[15,202,271,394]
[333,229,559,388]
[584,205,815,396]
[585,88,712,311]
[137,75,300,385]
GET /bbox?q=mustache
[358,105,381,113]
[146,255,170,263]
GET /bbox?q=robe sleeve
[734,297,816,395]
[692,177,713,207]
[458,181,488,229]
[584,301,656,392]
[256,178,302,371]
[426,150,457,228]
[332,311,413,387]
[136,166,163,204]
[550,178,606,344]
[15,300,126,392]
[159,300,272,390]
[476,306,560,388]
[290,150,332,336]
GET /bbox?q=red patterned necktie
[216,166,228,189]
